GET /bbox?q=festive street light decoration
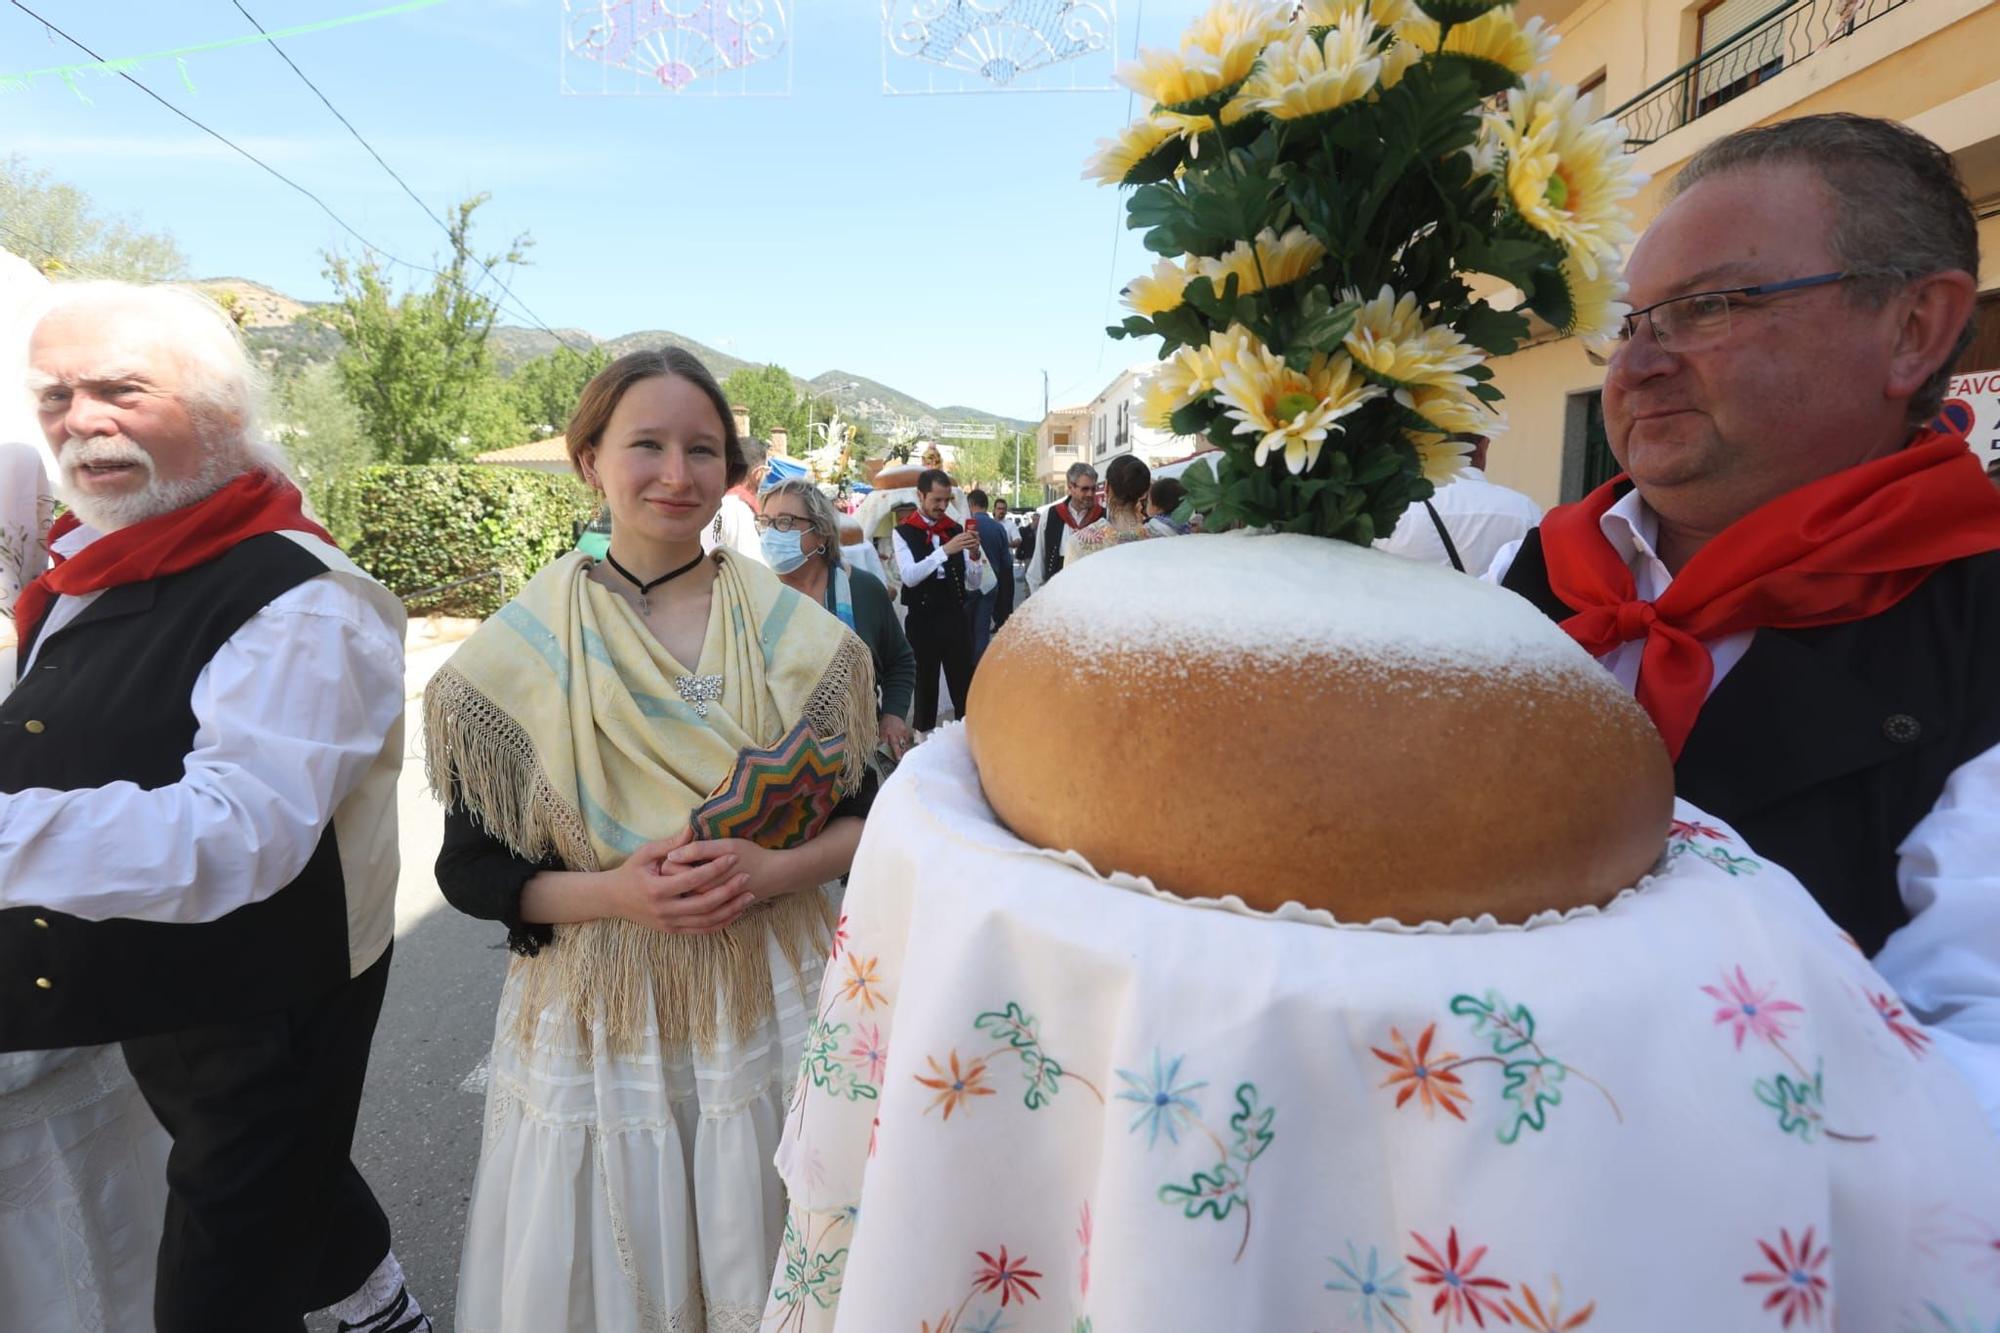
[883,0,1117,95]
[563,0,792,97]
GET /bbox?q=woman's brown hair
[564,347,748,487]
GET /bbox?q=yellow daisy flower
[1123,256,1196,317]
[1412,433,1476,485]
[1214,334,1383,474]
[1377,30,1425,90]
[1300,0,1419,26]
[1405,383,1499,440]
[1196,226,1328,297]
[1485,74,1646,278]
[1081,115,1180,186]
[1239,18,1384,122]
[1557,252,1630,344]
[1116,0,1290,112]
[1342,286,1484,395]
[1136,325,1260,428]
[1398,9,1556,76]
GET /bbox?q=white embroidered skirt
[0,1045,170,1333]
[458,919,829,1333]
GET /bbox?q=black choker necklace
[604,550,705,613]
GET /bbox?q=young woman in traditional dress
[428,350,878,1332]
[1063,452,1157,564]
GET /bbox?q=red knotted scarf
[12,471,332,644]
[1539,431,2000,761]
[1053,499,1105,532]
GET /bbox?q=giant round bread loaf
[966,533,1674,924]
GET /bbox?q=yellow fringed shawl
[423,549,877,1055]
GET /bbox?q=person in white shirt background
[0,281,431,1331]
[1375,434,1543,576]
[703,430,770,566]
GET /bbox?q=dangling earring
[711,510,724,542]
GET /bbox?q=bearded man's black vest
[1502,525,2000,955]
[0,534,357,1051]
[895,520,968,616]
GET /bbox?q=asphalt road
[305,638,505,1333]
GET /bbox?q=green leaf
[1754,1070,1825,1143]
[1417,0,1504,22]
[1497,1058,1567,1144]
[1227,1083,1275,1165]
[1432,51,1526,99]
[1523,263,1577,336]
[1459,233,1559,289]
[1295,296,1360,355]
[1158,1163,1245,1221]
[1453,303,1530,357]
[1450,990,1537,1055]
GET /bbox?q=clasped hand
[607,828,784,936]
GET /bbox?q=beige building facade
[1490,0,2000,507]
[1035,366,1205,497]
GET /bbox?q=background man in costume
[1377,435,1542,576]
[1022,460,1102,595]
[893,467,978,730]
[1492,114,2000,1131]
[0,281,428,1331]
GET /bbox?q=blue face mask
[760,526,811,574]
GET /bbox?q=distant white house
[1035,364,1201,495]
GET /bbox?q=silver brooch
[675,673,725,717]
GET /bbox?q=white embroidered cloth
[766,726,2000,1332]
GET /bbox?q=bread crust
[968,639,1673,925]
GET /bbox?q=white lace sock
[323,1250,431,1332]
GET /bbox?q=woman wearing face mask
[427,350,880,1332]
[760,479,917,764]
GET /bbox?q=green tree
[274,362,371,534]
[721,363,815,443]
[508,343,610,440]
[0,155,187,280]
[317,194,527,464]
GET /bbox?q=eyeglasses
[1586,271,1855,367]
[753,514,814,534]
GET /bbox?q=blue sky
[2,0,1213,419]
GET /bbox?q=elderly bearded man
[0,283,429,1332]
[1493,115,2000,1132]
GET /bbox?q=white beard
[56,437,245,532]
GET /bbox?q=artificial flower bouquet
[1089,0,1643,541]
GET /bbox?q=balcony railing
[1610,0,1913,150]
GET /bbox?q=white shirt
[841,539,887,586]
[0,524,407,925]
[892,517,979,590]
[703,491,767,567]
[1489,490,2000,1132]
[1377,469,1544,577]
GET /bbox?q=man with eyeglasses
[1492,114,2000,1132]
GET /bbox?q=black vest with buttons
[895,519,968,616]
[0,533,355,1051]
[1501,523,2000,956]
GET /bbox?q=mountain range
[200,278,1035,436]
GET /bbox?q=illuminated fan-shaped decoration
[562,0,790,97]
[884,0,1117,95]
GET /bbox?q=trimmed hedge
[327,464,597,617]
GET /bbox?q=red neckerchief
[1539,430,2000,760]
[13,471,332,643]
[1054,499,1105,532]
[904,510,960,538]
